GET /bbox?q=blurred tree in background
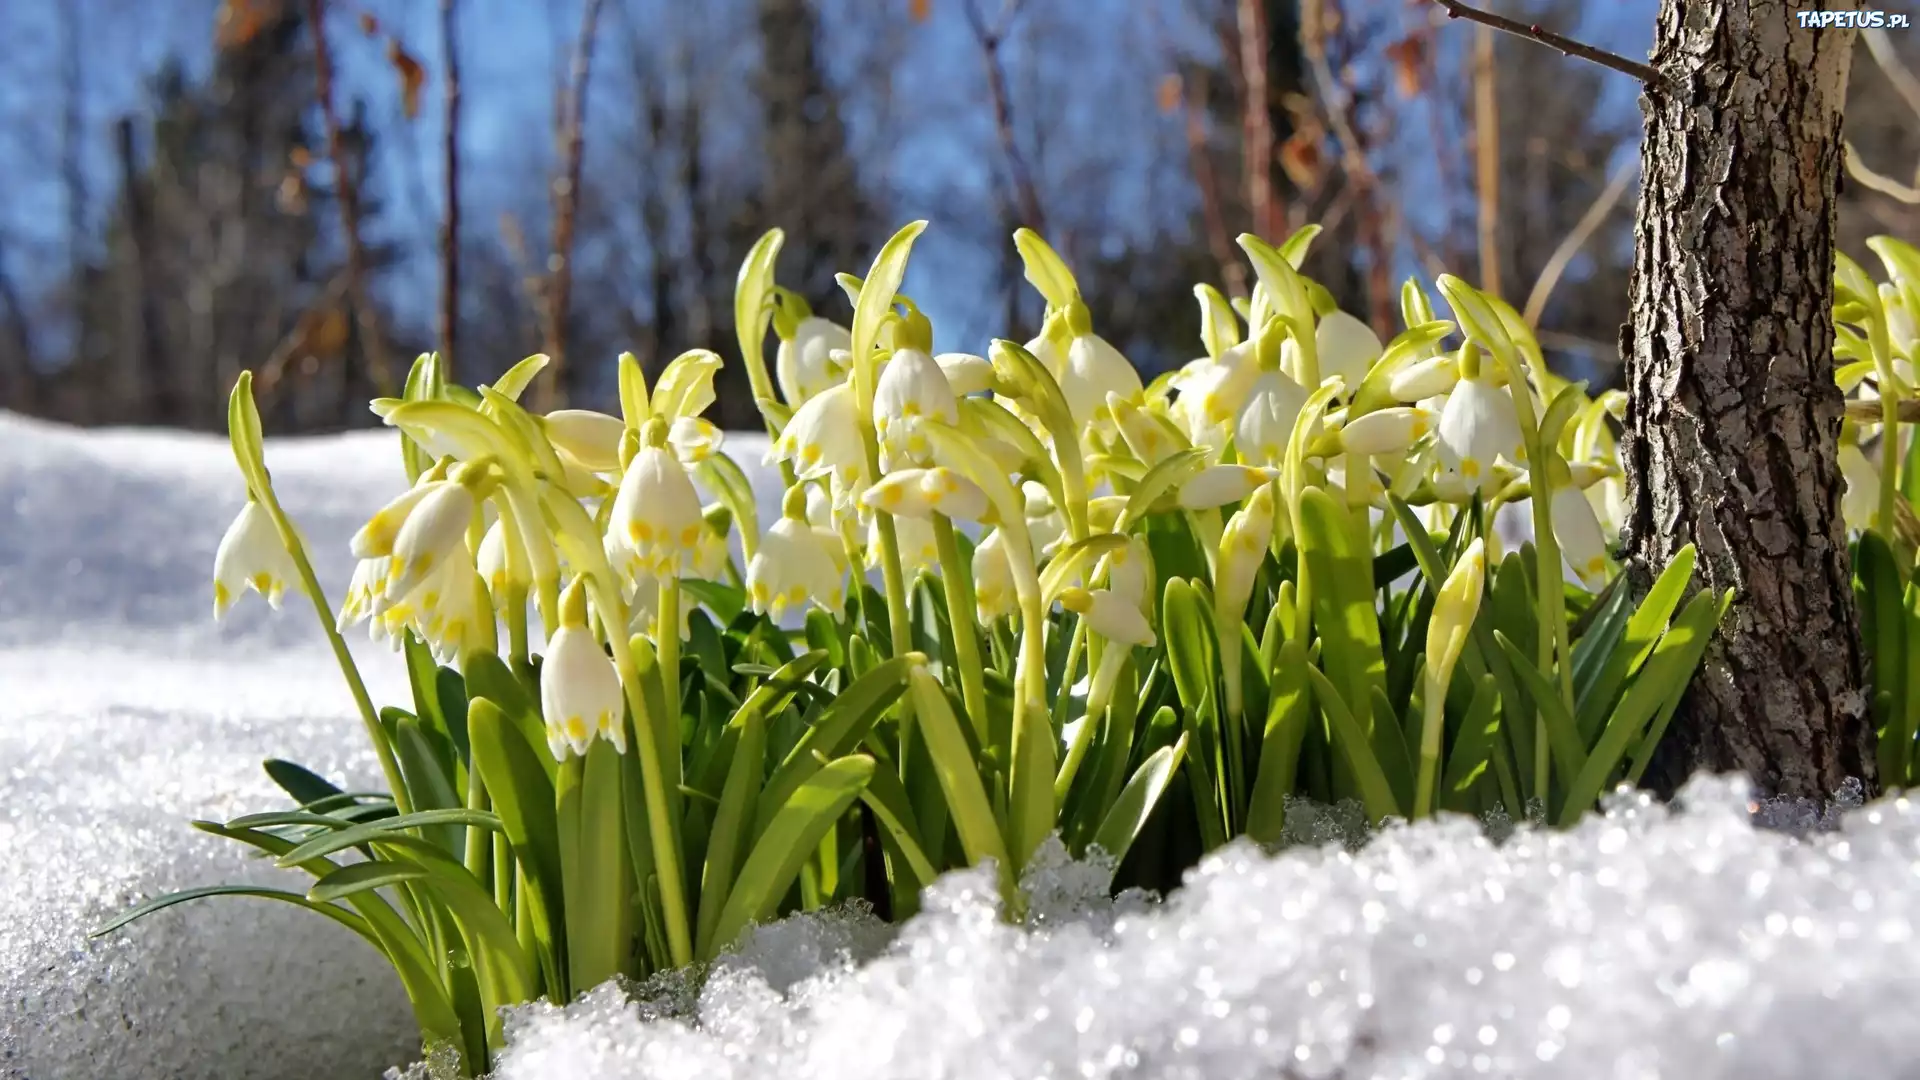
[0,0,1909,432]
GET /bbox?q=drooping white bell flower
[1388,354,1461,402]
[350,470,445,560]
[608,427,706,581]
[1023,482,1066,557]
[667,416,725,464]
[873,347,959,469]
[973,528,1018,623]
[772,382,866,484]
[1059,332,1144,431]
[1177,465,1277,510]
[382,472,484,603]
[936,352,996,397]
[541,580,627,760]
[542,409,626,472]
[337,555,390,634]
[859,467,991,523]
[476,519,514,607]
[1235,370,1310,466]
[1549,479,1611,590]
[747,499,849,621]
[1111,393,1188,466]
[1058,586,1156,648]
[213,500,297,619]
[776,316,853,405]
[868,514,941,575]
[1436,355,1524,493]
[1338,406,1434,456]
[403,546,491,667]
[1315,309,1385,391]
[1097,534,1153,608]
[1841,440,1881,533]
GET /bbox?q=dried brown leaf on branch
[388,40,427,120]
[1280,128,1326,192]
[358,11,380,36]
[909,0,931,23]
[1385,35,1427,98]
[1157,74,1183,115]
[295,305,351,360]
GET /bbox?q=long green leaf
[695,708,768,960]
[1493,631,1588,782]
[906,665,1014,892]
[1301,665,1401,822]
[1440,674,1502,812]
[1244,640,1313,844]
[467,698,565,992]
[464,652,558,784]
[705,755,875,956]
[1090,734,1188,875]
[1298,489,1389,733]
[754,655,915,840]
[276,809,502,866]
[1573,545,1696,737]
[1557,589,1729,824]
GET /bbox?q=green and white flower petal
[936,352,995,397]
[1316,309,1384,390]
[609,443,706,580]
[873,347,959,469]
[350,479,439,559]
[1338,406,1434,456]
[859,467,991,523]
[1436,374,1524,491]
[1059,586,1156,648]
[1388,353,1461,402]
[775,316,853,405]
[973,528,1018,622]
[541,588,626,760]
[772,382,866,482]
[1235,370,1309,466]
[541,409,626,472]
[1177,464,1277,510]
[1549,481,1611,589]
[383,479,479,602]
[213,500,296,620]
[748,515,848,620]
[1060,333,1144,429]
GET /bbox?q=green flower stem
[591,577,693,970]
[1875,342,1901,534]
[463,762,491,883]
[252,480,415,819]
[657,577,682,730]
[1056,644,1124,802]
[505,585,530,667]
[931,514,989,740]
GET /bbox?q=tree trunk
[1621,0,1875,799]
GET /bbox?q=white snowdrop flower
[383,474,482,603]
[776,316,853,405]
[212,500,296,620]
[1024,482,1066,556]
[542,409,625,472]
[350,476,442,560]
[337,555,390,633]
[1178,465,1277,510]
[772,382,866,483]
[1550,480,1611,590]
[936,352,995,397]
[404,547,490,667]
[667,416,725,464]
[804,482,835,530]
[1841,440,1880,533]
[1111,394,1187,466]
[1389,353,1461,402]
[1339,407,1434,456]
[1316,309,1385,391]
[1883,283,1917,357]
[1059,333,1144,430]
[1235,370,1310,466]
[609,431,706,580]
[868,514,940,575]
[860,467,991,523]
[651,349,721,421]
[541,581,626,760]
[748,513,848,621]
[873,347,959,469]
[1096,535,1153,607]
[477,519,513,603]
[624,575,695,642]
[690,512,730,582]
[1436,366,1524,493]
[1216,484,1277,619]
[1059,586,1156,648]
[973,528,1017,623]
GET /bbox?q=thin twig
[1301,0,1395,334]
[538,0,606,413]
[1427,0,1664,87]
[1864,28,1920,128]
[964,0,1045,233]
[254,272,355,401]
[1522,159,1635,325]
[438,0,462,379]
[305,0,396,398]
[1472,22,1501,297]
[1236,0,1278,242]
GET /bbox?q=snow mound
[488,778,1920,1080]
[0,412,781,1080]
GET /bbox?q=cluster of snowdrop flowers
[1835,237,1920,543]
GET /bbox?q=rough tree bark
[1622,0,1876,798]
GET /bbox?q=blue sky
[0,0,1662,362]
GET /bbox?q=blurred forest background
[0,0,1916,433]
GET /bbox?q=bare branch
[1863,28,1920,128]
[538,0,606,413]
[1522,159,1635,326]
[1845,141,1920,205]
[1472,23,1501,297]
[438,0,462,379]
[1180,70,1249,299]
[963,0,1045,233]
[305,0,397,397]
[1236,0,1278,242]
[1427,0,1664,87]
[1301,0,1395,333]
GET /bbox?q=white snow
[6,410,1919,1080]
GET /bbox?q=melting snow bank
[469,776,1918,1080]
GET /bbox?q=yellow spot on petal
[249,572,273,594]
[803,445,823,465]
[680,525,700,548]
[1461,459,1482,479]
[631,520,654,543]
[903,402,922,418]
[881,485,902,507]
[565,716,589,741]
[1410,418,1428,438]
